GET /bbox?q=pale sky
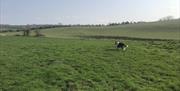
[0,0,179,24]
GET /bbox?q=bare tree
[23,29,30,36]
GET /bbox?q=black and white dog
[115,41,128,50]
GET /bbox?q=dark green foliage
[34,30,44,37]
[23,30,30,36]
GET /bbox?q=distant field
[0,36,180,91]
[1,19,180,40]
[40,19,180,40]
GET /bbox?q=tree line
[0,16,177,33]
[0,21,138,33]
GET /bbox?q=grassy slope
[40,19,180,39]
[0,36,180,91]
[1,19,179,40]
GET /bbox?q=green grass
[40,19,180,40]
[0,19,180,91]
[0,36,180,91]
[1,19,180,40]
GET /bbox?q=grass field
[0,19,180,91]
[1,19,180,40]
[0,36,180,91]
[40,19,180,40]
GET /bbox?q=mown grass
[0,36,180,91]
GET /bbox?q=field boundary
[78,35,179,41]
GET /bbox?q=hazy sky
[0,0,179,24]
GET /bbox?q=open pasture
[0,36,180,91]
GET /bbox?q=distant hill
[115,19,180,31]
[1,19,180,40]
[40,19,180,40]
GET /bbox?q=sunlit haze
[0,0,179,25]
